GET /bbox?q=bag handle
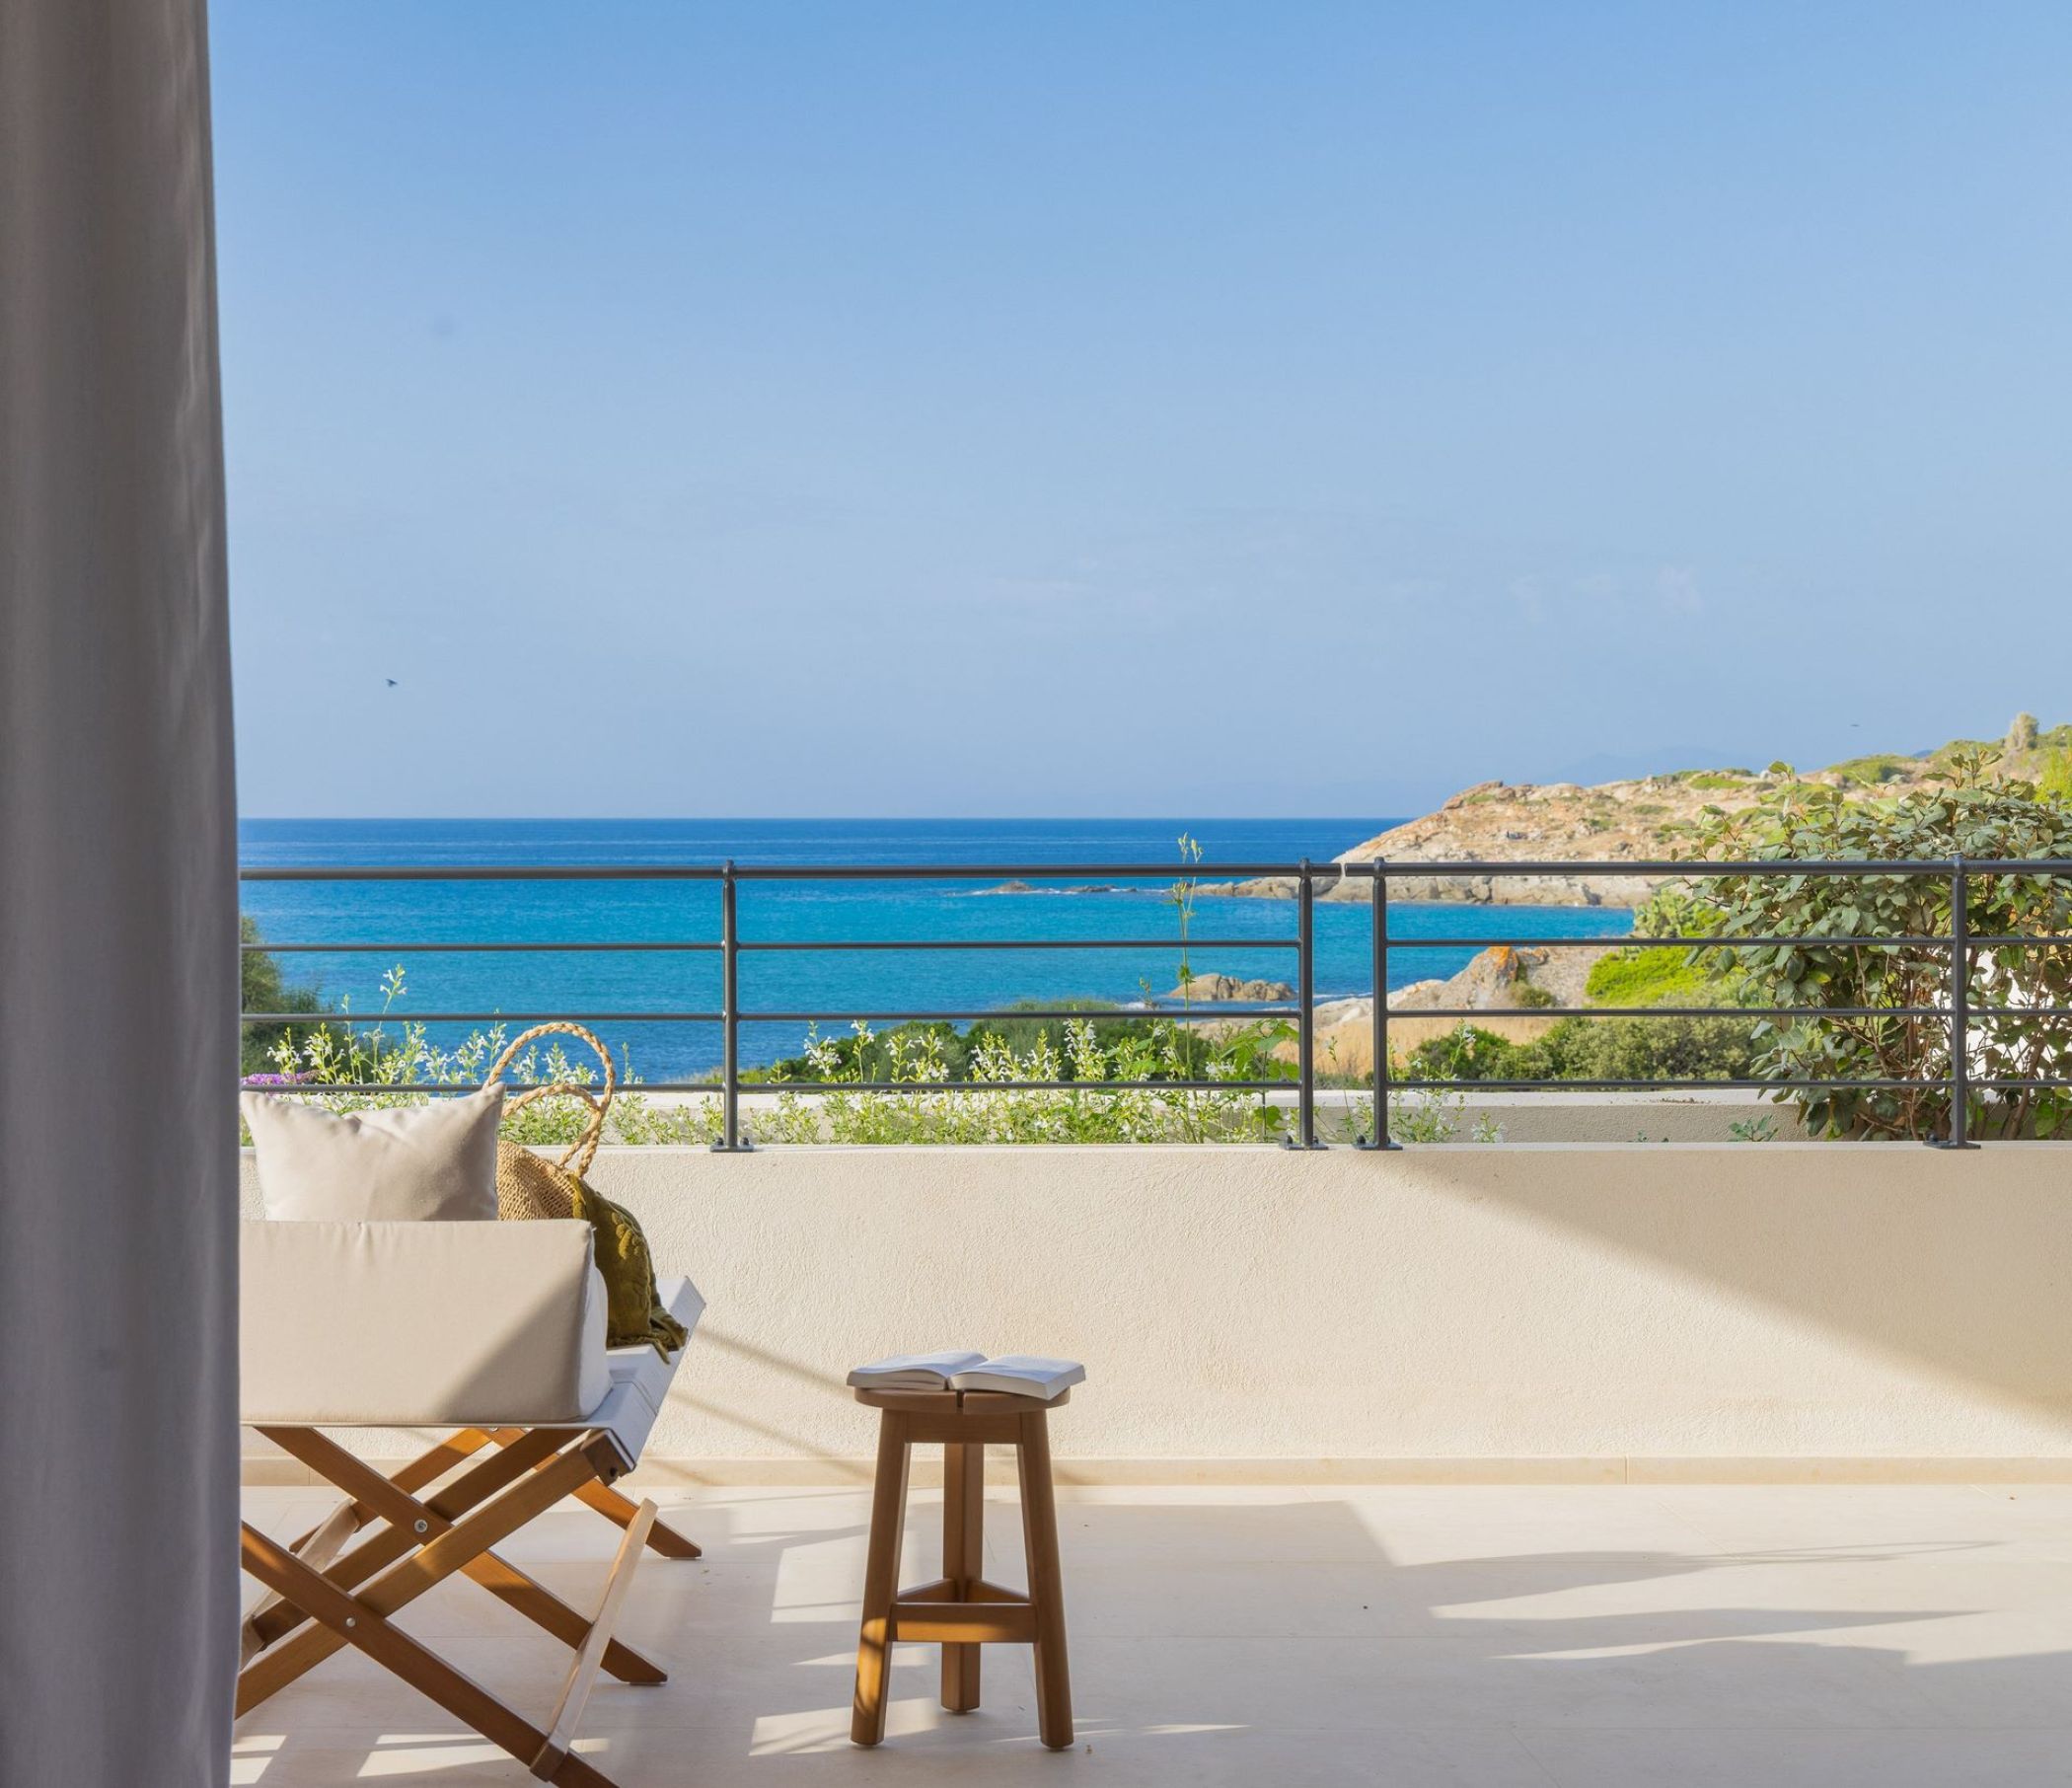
[485,1021,616,1176]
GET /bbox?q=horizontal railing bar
[1396,1006,1954,1020]
[1350,858,2072,878]
[737,1008,1302,1022]
[240,1011,723,1024]
[244,1081,722,1094]
[736,936,1300,951]
[240,931,2070,956]
[242,1004,2072,1028]
[242,1077,2072,1102]
[1385,934,1965,950]
[1386,1005,2072,1020]
[725,1080,1294,1093]
[1968,935,2072,947]
[1394,1077,1946,1091]
[241,865,727,882]
[237,935,1301,954]
[240,1007,1308,1025]
[236,862,1289,882]
[241,940,722,953]
[244,1079,1293,1095]
[237,857,2072,883]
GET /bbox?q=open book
[847,1351,1085,1399]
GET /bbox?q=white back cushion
[243,1085,502,1221]
[240,1220,609,1425]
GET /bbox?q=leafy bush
[1529,1012,1761,1082]
[1667,752,2072,1139]
[240,916,339,1076]
[1402,1013,1759,1086]
[248,968,1310,1147]
[1823,754,1912,787]
[755,1001,1240,1084]
[751,1015,1295,1144]
[1582,946,1718,1008]
[242,965,706,1146]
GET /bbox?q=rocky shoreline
[976,717,2062,910]
[1192,868,1654,908]
[1164,939,1616,1077]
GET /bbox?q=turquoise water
[238,819,1633,1081]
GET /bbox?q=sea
[238,818,1634,1082]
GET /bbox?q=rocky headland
[1198,715,2068,909]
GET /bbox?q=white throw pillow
[242,1085,505,1222]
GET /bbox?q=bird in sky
[386,678,399,688]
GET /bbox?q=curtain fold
[0,1,239,1782]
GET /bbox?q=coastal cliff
[1198,715,2068,908]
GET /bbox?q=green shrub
[1823,754,1913,786]
[251,971,1305,1147]
[1583,945,1721,1008]
[1403,1013,1759,1086]
[1526,1012,1761,1082]
[240,916,339,1076]
[1666,752,2072,1139]
[753,1001,1244,1085]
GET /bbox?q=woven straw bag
[488,1022,686,1355]
[488,1022,616,1222]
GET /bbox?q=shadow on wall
[1408,1145,2072,1431]
[670,1329,870,1477]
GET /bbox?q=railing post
[712,858,751,1152]
[1937,853,1977,1150]
[1286,858,1323,1150]
[1364,865,1399,1149]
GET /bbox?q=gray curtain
[1,1,239,1783]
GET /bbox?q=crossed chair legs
[239,1425,696,1787]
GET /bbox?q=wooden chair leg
[284,1430,491,1554]
[249,1428,568,1654]
[492,1426,703,1559]
[258,1427,666,1688]
[940,1441,984,1712]
[241,1498,360,1667]
[241,1524,622,1788]
[1016,1411,1073,1751]
[239,1441,612,1715]
[850,1412,912,1747]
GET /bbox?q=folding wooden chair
[268,1273,707,1572]
[238,1220,704,1787]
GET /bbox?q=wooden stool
[850,1386,1073,1750]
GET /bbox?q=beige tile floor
[237,1481,2072,1787]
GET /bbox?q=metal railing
[239,856,2072,1150]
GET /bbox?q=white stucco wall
[240,1142,2072,1482]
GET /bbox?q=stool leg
[851,1413,912,1747]
[941,1441,985,1712]
[1015,1410,1073,1750]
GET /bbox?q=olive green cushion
[494,1141,687,1355]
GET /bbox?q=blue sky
[213,2,2072,818]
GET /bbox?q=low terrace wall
[240,1141,2072,1483]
